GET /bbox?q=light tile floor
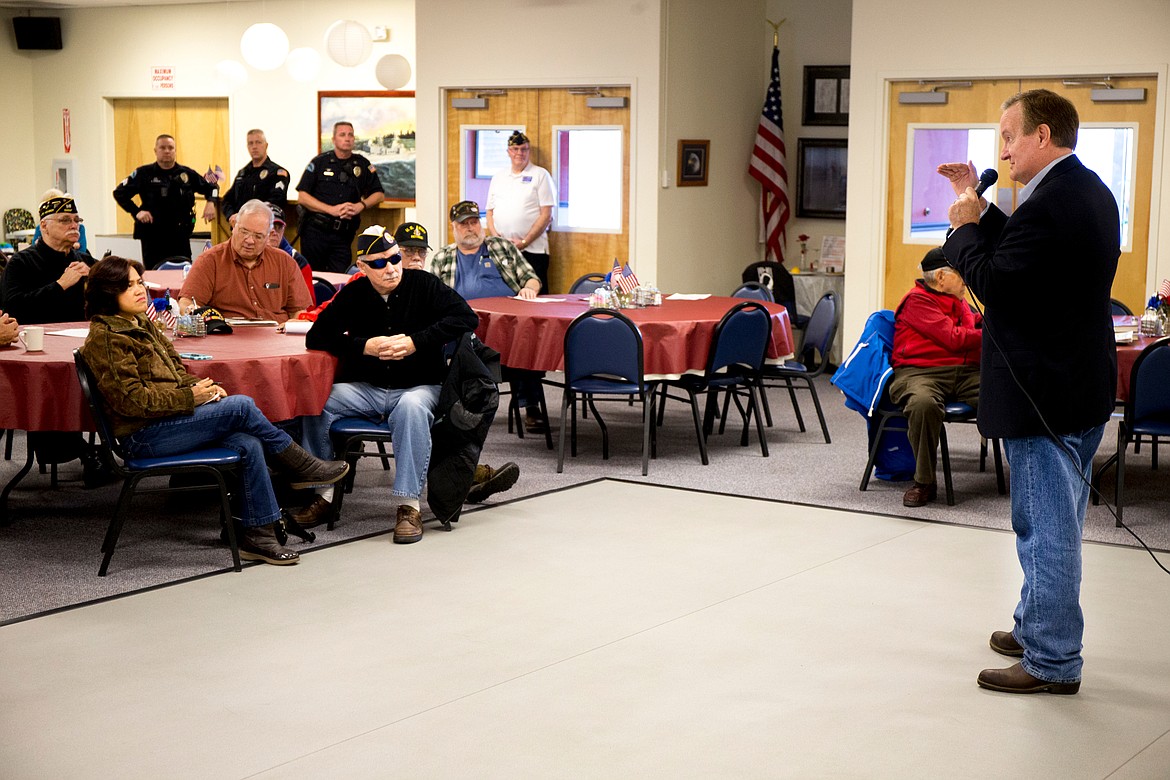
[2,481,1168,779]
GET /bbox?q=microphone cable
[966,289,1169,576]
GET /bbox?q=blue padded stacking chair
[1113,336,1170,523]
[569,272,608,295]
[657,301,772,464]
[73,349,243,576]
[731,281,774,302]
[759,292,838,443]
[558,309,654,475]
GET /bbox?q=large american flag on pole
[748,45,790,264]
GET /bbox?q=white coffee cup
[18,326,45,352]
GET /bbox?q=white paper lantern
[240,23,289,71]
[214,59,248,90]
[375,54,412,90]
[286,47,322,82]
[324,20,372,67]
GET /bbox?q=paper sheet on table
[47,328,91,338]
[514,296,567,302]
[665,293,711,301]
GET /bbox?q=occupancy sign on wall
[151,66,175,91]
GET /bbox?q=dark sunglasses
[360,253,401,269]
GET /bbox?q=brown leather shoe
[902,482,937,507]
[465,462,520,503]
[290,496,334,529]
[393,505,423,544]
[990,630,1025,657]
[524,413,547,434]
[977,663,1080,695]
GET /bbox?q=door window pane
[461,126,517,211]
[904,125,998,242]
[1078,124,1136,250]
[553,126,622,233]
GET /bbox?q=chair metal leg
[1115,424,1127,526]
[214,471,242,572]
[0,446,36,526]
[785,378,807,432]
[758,379,774,427]
[939,426,955,506]
[3,428,12,460]
[686,389,709,465]
[556,392,571,473]
[640,392,651,476]
[587,395,610,459]
[377,441,392,470]
[99,478,138,576]
[801,377,831,443]
[860,415,892,492]
[749,383,769,457]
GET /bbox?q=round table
[470,294,795,380]
[0,321,337,432]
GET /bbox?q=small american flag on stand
[146,299,161,322]
[610,257,623,286]
[1158,279,1170,299]
[615,263,640,294]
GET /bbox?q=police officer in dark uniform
[221,128,289,226]
[295,121,385,273]
[113,133,218,269]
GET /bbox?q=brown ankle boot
[273,443,350,489]
[238,522,300,565]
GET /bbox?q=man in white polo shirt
[486,130,556,293]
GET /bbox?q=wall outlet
[372,26,390,42]
[661,169,669,188]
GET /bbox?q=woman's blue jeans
[1002,423,1104,684]
[302,382,439,500]
[122,395,293,527]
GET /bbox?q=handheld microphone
[974,168,998,198]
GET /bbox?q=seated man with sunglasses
[301,226,479,543]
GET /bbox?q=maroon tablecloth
[1116,336,1157,402]
[471,295,795,378]
[0,321,336,431]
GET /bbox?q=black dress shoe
[990,630,1024,657]
[82,453,118,489]
[977,663,1080,695]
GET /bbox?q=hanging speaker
[13,17,63,50]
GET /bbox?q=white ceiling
[2,0,234,8]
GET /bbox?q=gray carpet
[2,374,1166,624]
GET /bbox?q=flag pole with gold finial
[766,18,785,47]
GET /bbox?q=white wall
[0,15,37,225]
[845,0,1170,348]
[657,0,764,293]
[3,0,415,236]
[415,0,663,281]
[766,0,853,272]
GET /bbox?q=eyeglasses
[401,247,428,258]
[360,253,401,269]
[49,216,84,225]
[235,227,266,242]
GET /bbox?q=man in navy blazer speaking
[939,89,1119,696]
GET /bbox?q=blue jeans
[1002,424,1104,683]
[302,382,439,500]
[122,395,294,528]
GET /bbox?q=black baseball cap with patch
[269,205,285,226]
[394,222,430,249]
[449,200,481,223]
[193,306,233,335]
[356,226,399,260]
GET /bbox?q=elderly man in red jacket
[890,247,982,507]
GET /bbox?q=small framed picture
[802,66,850,126]
[677,139,709,187]
[797,138,848,219]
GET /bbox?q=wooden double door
[445,86,631,293]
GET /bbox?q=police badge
[179,172,189,184]
[353,165,361,178]
[259,170,268,180]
